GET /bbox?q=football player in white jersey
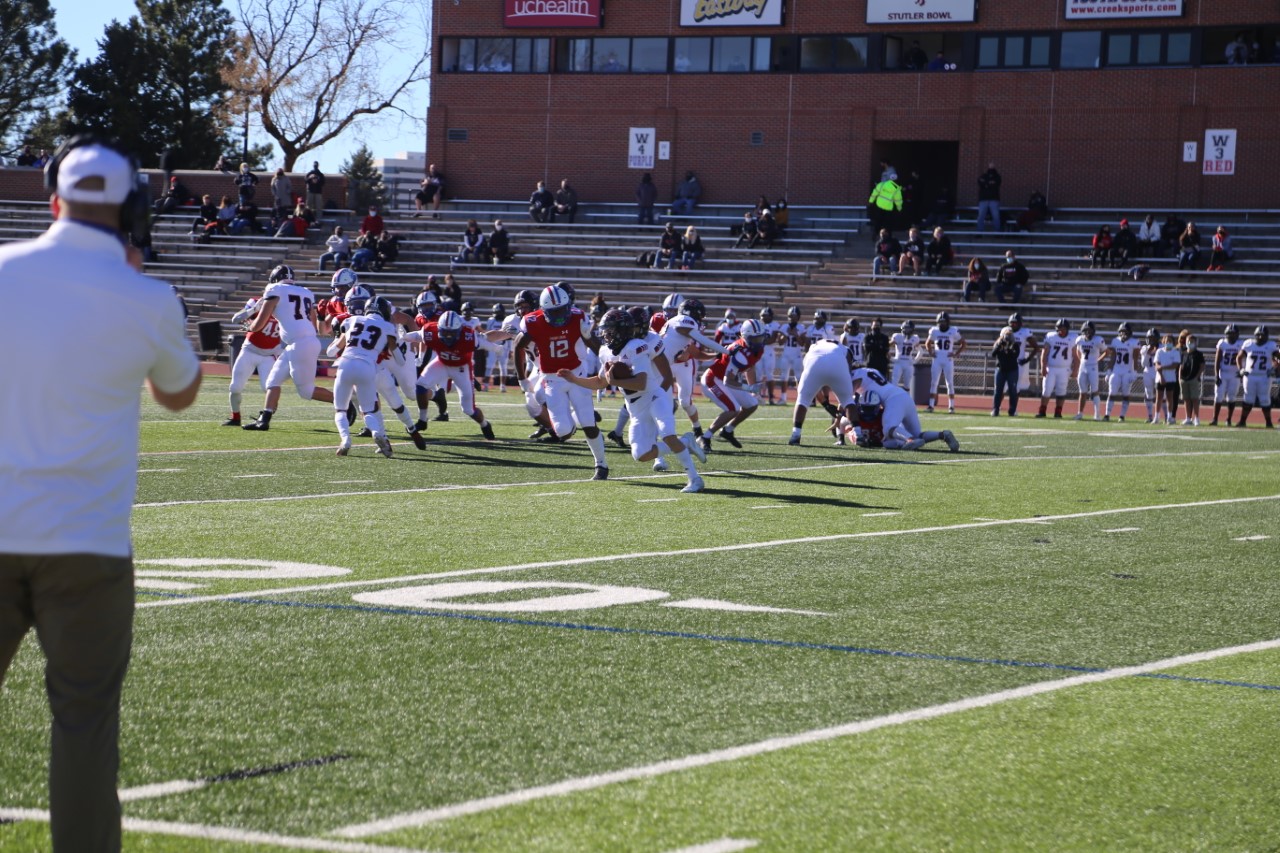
[853,367,959,452]
[715,308,741,345]
[1235,325,1278,428]
[840,318,866,367]
[1006,312,1039,393]
[1104,322,1142,421]
[659,297,729,442]
[1036,318,1077,418]
[561,309,706,492]
[808,310,834,346]
[223,296,282,426]
[484,303,509,391]
[756,307,781,405]
[242,265,335,431]
[925,312,965,413]
[1073,320,1106,420]
[325,296,398,457]
[776,306,808,393]
[1210,324,1243,426]
[890,320,920,390]
[1139,328,1162,422]
[789,339,857,445]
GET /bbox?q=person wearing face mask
[1153,334,1182,425]
[360,205,385,239]
[1179,331,1205,426]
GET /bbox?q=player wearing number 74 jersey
[242,265,335,431]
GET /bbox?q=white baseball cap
[55,144,135,205]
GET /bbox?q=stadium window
[1107,33,1133,65]
[477,39,514,72]
[800,36,834,70]
[1104,30,1198,67]
[884,33,961,71]
[632,38,668,72]
[514,39,551,73]
[1204,27,1277,65]
[439,38,473,73]
[1136,33,1162,64]
[674,37,711,72]
[1060,31,1102,69]
[593,37,629,72]
[1167,32,1192,64]
[557,38,592,72]
[712,37,752,72]
[976,34,1050,69]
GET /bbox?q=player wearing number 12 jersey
[242,265,335,432]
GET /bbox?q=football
[607,361,634,383]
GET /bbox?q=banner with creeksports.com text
[1065,0,1183,19]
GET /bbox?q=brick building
[427,0,1278,211]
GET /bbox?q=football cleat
[529,425,549,440]
[335,441,351,457]
[606,431,627,448]
[699,435,712,454]
[591,465,609,481]
[903,437,927,451]
[410,429,427,450]
[357,427,373,438]
[374,435,393,458]
[433,412,449,422]
[653,457,670,472]
[221,416,240,426]
[242,410,272,431]
[719,430,743,449]
[413,419,429,433]
[683,431,706,463]
[942,430,960,452]
[788,435,801,446]
[681,475,705,493]
[481,421,496,440]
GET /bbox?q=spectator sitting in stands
[293,201,316,228]
[654,222,680,269]
[1138,214,1162,257]
[216,195,236,231]
[360,205,385,239]
[373,230,400,271]
[925,226,953,275]
[680,225,704,270]
[1090,225,1114,268]
[871,229,901,280]
[1162,213,1186,256]
[1111,219,1138,268]
[443,273,463,306]
[773,198,789,235]
[753,195,771,219]
[995,250,1028,302]
[155,175,193,214]
[1207,225,1232,271]
[15,145,35,166]
[273,207,308,239]
[553,179,578,223]
[318,225,350,270]
[425,275,444,302]
[349,231,377,271]
[1017,190,1049,231]
[413,164,444,218]
[228,200,262,235]
[196,193,218,226]
[528,181,554,223]
[453,219,488,269]
[733,210,759,249]
[1177,222,1201,270]
[757,208,779,247]
[962,257,991,302]
[488,219,513,264]
[897,226,924,276]
[671,171,702,217]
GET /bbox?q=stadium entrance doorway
[871,141,959,228]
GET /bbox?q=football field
[3,377,1279,852]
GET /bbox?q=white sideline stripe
[750,505,787,510]
[1233,535,1271,542]
[665,840,758,853]
[138,468,185,473]
[1104,527,1142,533]
[333,634,1280,838]
[137,494,1280,610]
[0,808,437,853]
[233,473,277,479]
[638,498,680,503]
[861,511,900,517]
[117,779,208,802]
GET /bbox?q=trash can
[912,359,933,407]
[229,333,246,365]
[197,319,223,353]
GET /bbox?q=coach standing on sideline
[0,138,201,852]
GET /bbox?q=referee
[0,139,201,852]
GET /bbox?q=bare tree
[231,0,428,170]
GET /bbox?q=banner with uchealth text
[1065,0,1183,19]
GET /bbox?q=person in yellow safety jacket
[868,172,903,236]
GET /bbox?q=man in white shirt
[0,139,201,852]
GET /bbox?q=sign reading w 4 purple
[505,0,602,28]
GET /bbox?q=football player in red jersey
[223,296,283,425]
[316,269,357,331]
[700,319,769,451]
[514,283,610,479]
[410,290,451,428]
[406,310,496,440]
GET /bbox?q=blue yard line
[135,589,1280,692]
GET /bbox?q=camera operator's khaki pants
[0,553,134,853]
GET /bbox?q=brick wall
[427,0,1280,209]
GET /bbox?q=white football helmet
[415,290,438,317]
[331,268,359,294]
[344,285,372,314]
[438,310,464,345]
[662,293,684,313]
[539,284,573,325]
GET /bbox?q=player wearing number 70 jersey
[242,265,335,432]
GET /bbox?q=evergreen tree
[0,0,75,154]
[341,145,388,211]
[66,0,235,168]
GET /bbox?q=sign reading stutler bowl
[1065,0,1183,19]
[867,0,976,24]
[505,0,602,28]
[681,0,784,27]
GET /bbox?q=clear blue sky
[48,0,429,172]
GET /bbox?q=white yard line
[664,840,758,853]
[137,495,1280,610]
[333,634,1280,838]
[0,809,436,853]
